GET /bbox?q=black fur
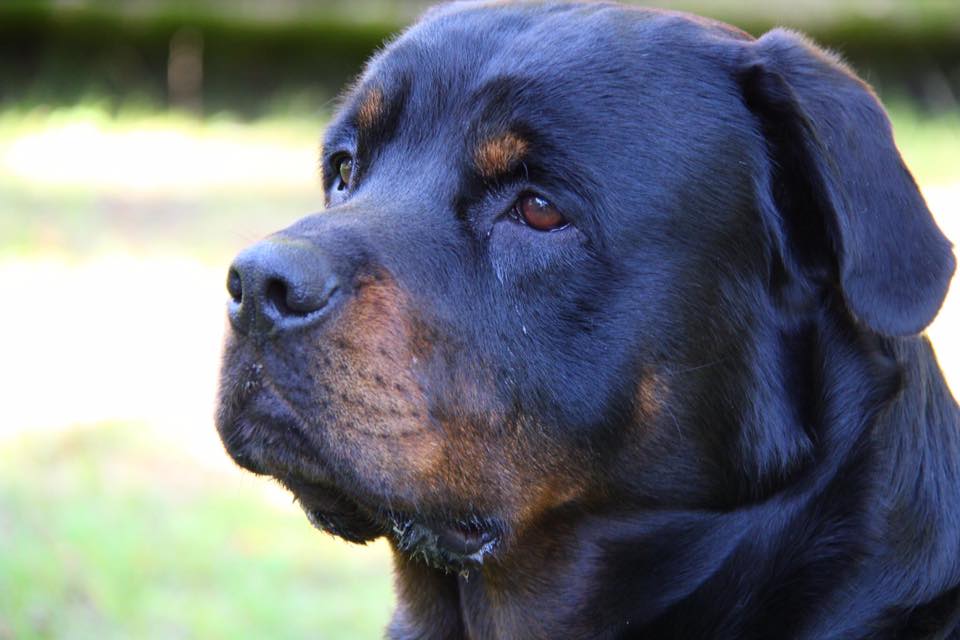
[216,2,959,638]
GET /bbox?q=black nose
[227,238,340,337]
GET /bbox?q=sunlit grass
[887,103,960,187]
[0,104,399,639]
[0,101,326,147]
[0,106,322,195]
[0,104,327,259]
[0,423,395,640]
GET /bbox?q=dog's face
[216,2,954,572]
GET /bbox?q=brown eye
[336,156,353,189]
[516,195,568,231]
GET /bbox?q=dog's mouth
[222,400,502,569]
[286,475,503,572]
[282,476,386,544]
[390,515,502,572]
[218,356,504,571]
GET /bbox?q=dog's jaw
[390,515,502,575]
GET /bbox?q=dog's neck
[386,322,960,639]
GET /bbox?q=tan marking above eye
[475,132,529,178]
[356,87,385,130]
[635,371,666,420]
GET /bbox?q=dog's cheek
[301,277,446,489]
[292,274,592,518]
[505,414,595,528]
[294,276,509,505]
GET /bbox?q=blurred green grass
[886,102,960,186]
[0,104,322,260]
[0,423,394,639]
[0,104,403,639]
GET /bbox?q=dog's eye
[514,195,568,231]
[335,156,353,190]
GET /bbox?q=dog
[215,2,960,637]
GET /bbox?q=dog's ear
[739,28,954,336]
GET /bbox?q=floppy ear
[739,28,955,336]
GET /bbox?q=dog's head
[216,2,954,571]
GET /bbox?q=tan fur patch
[356,87,385,130]
[314,275,445,483]
[307,272,592,523]
[635,371,666,419]
[475,132,529,178]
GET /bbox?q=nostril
[227,268,243,304]
[264,278,293,317]
[264,277,338,318]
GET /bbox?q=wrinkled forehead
[332,3,645,145]
[369,2,608,91]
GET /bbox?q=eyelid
[328,150,352,168]
[322,129,355,168]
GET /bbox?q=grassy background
[0,425,394,640]
[0,107,403,638]
[1,2,959,639]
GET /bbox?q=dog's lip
[302,505,384,544]
[287,477,481,547]
[220,362,503,562]
[433,522,499,557]
[287,472,504,564]
[391,514,504,570]
[284,476,386,543]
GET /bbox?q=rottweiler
[216,2,960,638]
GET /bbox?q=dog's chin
[285,475,504,573]
[217,379,503,570]
[286,474,504,572]
[281,476,385,544]
[391,515,503,574]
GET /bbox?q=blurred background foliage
[0,1,958,639]
[2,0,960,116]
